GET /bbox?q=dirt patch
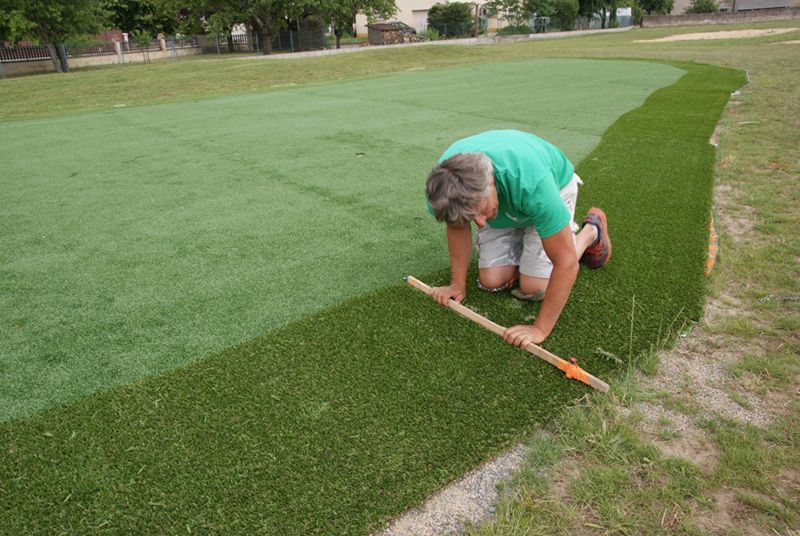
[714,183,756,246]
[694,489,767,536]
[636,402,718,473]
[635,28,798,43]
[779,39,800,44]
[642,309,772,428]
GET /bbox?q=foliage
[684,0,718,13]
[205,10,237,36]
[418,27,442,40]
[636,0,673,14]
[578,0,604,19]
[0,0,107,72]
[552,0,579,30]
[484,0,534,28]
[497,24,533,34]
[130,28,153,46]
[0,8,35,44]
[322,0,396,49]
[630,1,643,24]
[105,0,179,35]
[427,2,474,37]
[0,0,107,44]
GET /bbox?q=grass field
[1,21,797,535]
[1,59,685,421]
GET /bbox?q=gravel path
[377,444,530,535]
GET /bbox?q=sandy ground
[636,28,799,42]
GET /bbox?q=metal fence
[206,30,324,54]
[0,45,51,63]
[0,36,200,63]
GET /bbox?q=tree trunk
[46,42,63,73]
[334,27,343,49]
[252,16,272,55]
[56,44,69,72]
[262,29,272,54]
[601,7,607,28]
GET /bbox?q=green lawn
[0,59,684,421]
[0,54,743,533]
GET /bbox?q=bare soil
[636,28,799,43]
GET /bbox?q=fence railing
[64,42,118,58]
[0,45,51,63]
[0,36,201,63]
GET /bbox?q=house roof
[735,0,792,10]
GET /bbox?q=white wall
[355,0,488,34]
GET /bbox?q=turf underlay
[0,61,744,533]
[0,59,684,421]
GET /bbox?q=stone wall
[642,7,800,27]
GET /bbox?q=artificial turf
[0,59,684,421]
[0,60,744,534]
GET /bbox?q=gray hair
[426,152,493,225]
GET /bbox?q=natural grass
[466,386,707,535]
[727,349,800,394]
[469,24,800,535]
[0,59,684,421]
[0,58,742,533]
[1,20,797,122]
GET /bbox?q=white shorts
[476,174,582,279]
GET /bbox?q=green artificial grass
[0,61,744,534]
[0,59,684,421]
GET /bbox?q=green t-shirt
[435,130,574,238]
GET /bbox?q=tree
[528,0,555,30]
[322,0,396,49]
[578,0,603,26]
[552,0,578,29]
[427,2,474,37]
[0,8,36,44]
[130,28,152,62]
[636,0,673,14]
[684,0,718,12]
[0,0,107,72]
[484,0,533,31]
[105,0,179,35]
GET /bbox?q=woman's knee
[478,266,518,290]
[519,275,548,295]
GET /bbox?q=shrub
[419,27,442,40]
[427,2,475,37]
[684,0,718,13]
[497,24,533,34]
[637,0,674,15]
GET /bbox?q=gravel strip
[377,444,529,536]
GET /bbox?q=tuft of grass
[702,418,788,493]
[727,349,800,393]
[735,491,799,528]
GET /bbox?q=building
[671,0,798,15]
[356,0,496,36]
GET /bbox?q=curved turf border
[0,61,744,534]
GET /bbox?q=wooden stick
[404,275,610,393]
